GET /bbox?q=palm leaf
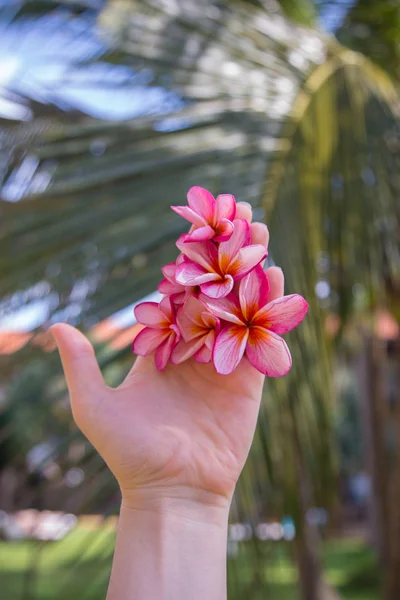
[0,1,399,599]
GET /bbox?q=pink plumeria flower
[171,295,220,365]
[132,296,180,370]
[201,266,309,376]
[157,261,196,304]
[175,219,267,299]
[171,186,236,243]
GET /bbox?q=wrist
[108,486,229,600]
[120,485,231,525]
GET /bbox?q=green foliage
[338,0,400,82]
[278,0,317,26]
[0,0,399,597]
[0,530,379,600]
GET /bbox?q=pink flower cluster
[133,186,308,376]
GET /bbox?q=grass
[324,538,380,600]
[0,525,379,600]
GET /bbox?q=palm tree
[0,1,398,599]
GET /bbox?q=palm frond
[0,1,399,599]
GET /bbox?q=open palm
[52,267,283,508]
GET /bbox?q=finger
[235,201,252,223]
[51,323,106,413]
[250,222,269,248]
[118,324,154,388]
[265,266,284,301]
[251,222,269,267]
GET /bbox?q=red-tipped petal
[200,275,234,298]
[213,325,249,375]
[239,265,270,322]
[176,237,219,272]
[246,327,292,377]
[194,344,212,363]
[254,294,309,334]
[216,194,236,221]
[187,186,216,223]
[183,225,215,243]
[133,327,170,356]
[158,278,181,295]
[199,293,244,325]
[214,218,234,242]
[218,219,251,272]
[134,302,168,327]
[171,336,206,364]
[171,205,207,227]
[155,333,177,371]
[176,260,220,287]
[229,244,267,279]
[159,296,175,320]
[161,262,178,283]
[170,291,187,305]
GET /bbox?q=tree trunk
[359,331,400,599]
[357,334,388,560]
[294,526,323,600]
[383,336,400,600]
[290,401,325,600]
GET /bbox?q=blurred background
[0,0,399,598]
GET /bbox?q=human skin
[52,209,284,600]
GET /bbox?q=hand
[52,227,283,512]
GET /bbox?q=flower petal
[204,328,216,350]
[187,186,216,222]
[218,219,251,272]
[159,296,174,320]
[155,333,177,370]
[161,262,178,283]
[239,265,270,322]
[214,218,234,242]
[201,311,219,330]
[213,325,249,375]
[246,327,292,377]
[170,291,187,305]
[182,225,215,243]
[176,259,220,287]
[216,194,236,221]
[176,237,219,272]
[229,244,267,279]
[177,296,206,341]
[171,205,207,227]
[158,278,181,295]
[171,336,206,364]
[134,302,168,327]
[254,294,309,334]
[199,293,244,325]
[194,344,212,363]
[200,275,234,298]
[132,327,170,356]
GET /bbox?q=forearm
[107,492,230,600]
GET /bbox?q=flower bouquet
[133,187,308,376]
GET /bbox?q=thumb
[51,323,106,417]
